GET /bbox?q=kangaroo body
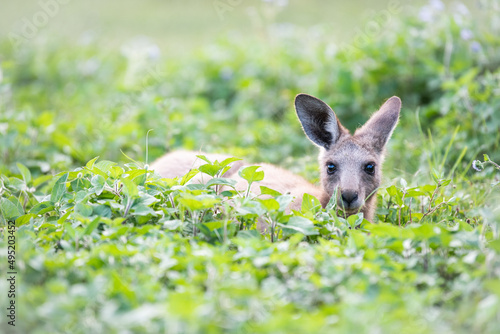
[151,94,401,221]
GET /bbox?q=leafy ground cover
[1,1,500,333]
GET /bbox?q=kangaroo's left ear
[355,96,401,153]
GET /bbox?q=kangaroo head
[295,94,401,220]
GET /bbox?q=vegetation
[1,1,500,333]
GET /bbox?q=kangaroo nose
[341,191,359,207]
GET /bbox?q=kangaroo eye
[327,163,337,175]
[364,163,375,175]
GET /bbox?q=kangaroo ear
[295,94,341,149]
[355,96,401,153]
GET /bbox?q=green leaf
[75,202,93,217]
[0,198,23,220]
[121,177,139,199]
[483,154,490,162]
[57,210,72,225]
[259,186,282,197]
[95,160,117,173]
[50,173,68,203]
[219,157,242,168]
[109,166,125,179]
[205,177,237,188]
[86,156,100,169]
[64,222,77,240]
[346,213,364,229]
[180,169,200,185]
[279,216,319,236]
[29,201,55,215]
[16,163,32,185]
[238,165,264,184]
[16,214,36,226]
[84,217,100,235]
[32,174,53,188]
[130,204,157,216]
[198,164,222,177]
[90,174,106,196]
[276,195,294,212]
[195,155,211,164]
[301,193,322,213]
[258,198,280,212]
[203,221,225,231]
[178,194,220,211]
[488,239,500,252]
[325,190,337,211]
[161,219,182,230]
[92,205,112,218]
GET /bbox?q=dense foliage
[1,1,500,333]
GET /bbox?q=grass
[1,0,500,333]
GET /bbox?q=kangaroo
[151,94,401,221]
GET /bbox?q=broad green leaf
[219,157,242,168]
[130,204,156,216]
[325,190,337,211]
[95,160,117,173]
[91,174,106,196]
[15,214,35,226]
[198,164,222,177]
[180,169,200,185]
[178,194,220,211]
[279,216,319,236]
[50,173,68,203]
[258,198,280,212]
[406,187,426,197]
[92,205,112,218]
[32,174,53,188]
[238,165,264,184]
[488,239,500,252]
[162,219,182,230]
[195,155,211,164]
[86,156,100,169]
[276,195,294,212]
[17,163,32,185]
[84,217,101,235]
[346,213,364,229]
[75,202,93,217]
[57,210,72,225]
[203,221,225,231]
[0,198,23,220]
[301,193,321,213]
[64,222,76,240]
[206,177,237,188]
[260,186,282,197]
[121,177,139,198]
[109,166,125,179]
[29,201,54,215]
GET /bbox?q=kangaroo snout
[340,190,359,209]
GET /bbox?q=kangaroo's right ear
[295,94,341,149]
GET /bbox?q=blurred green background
[2,0,435,55]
